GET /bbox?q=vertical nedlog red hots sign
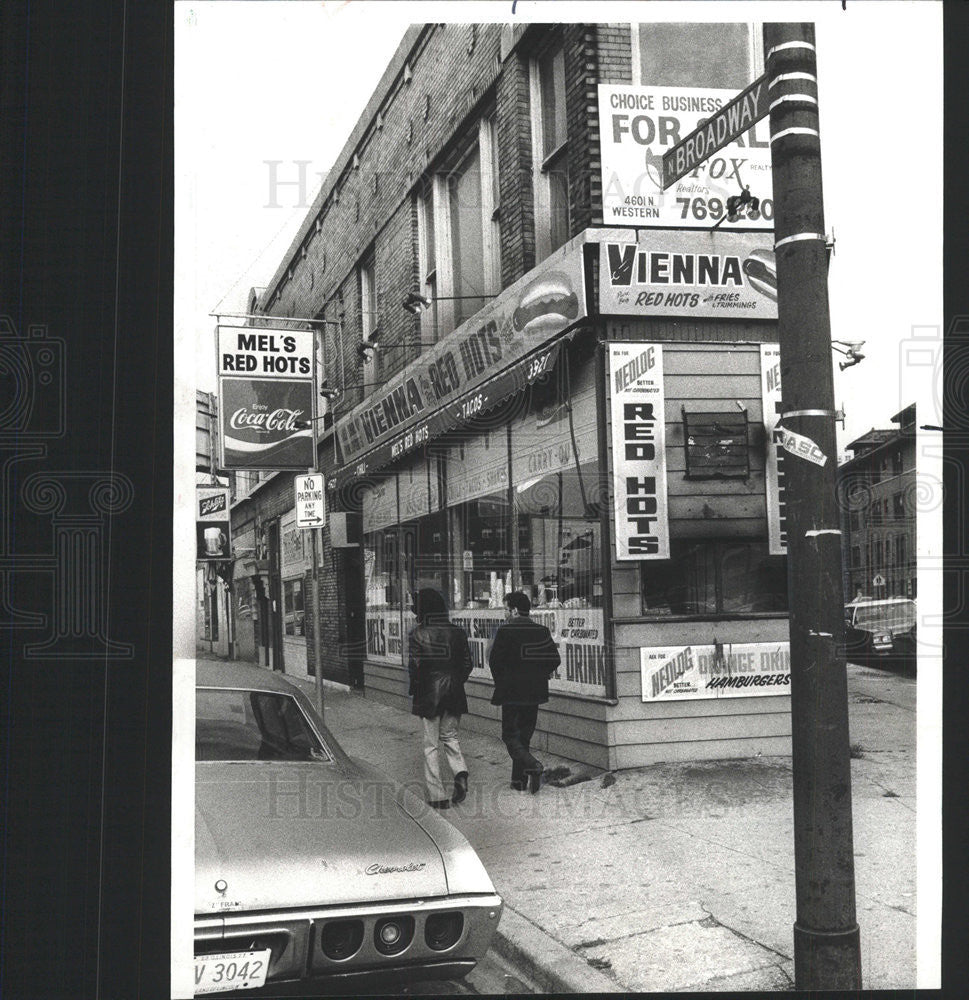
[216,324,316,470]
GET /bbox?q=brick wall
[245,21,643,694]
[596,23,633,83]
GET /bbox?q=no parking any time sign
[294,473,326,528]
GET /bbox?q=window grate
[682,408,750,480]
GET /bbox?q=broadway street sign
[662,73,769,189]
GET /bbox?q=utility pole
[763,22,862,990]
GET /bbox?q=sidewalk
[205,656,918,992]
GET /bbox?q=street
[393,949,536,996]
[287,656,917,994]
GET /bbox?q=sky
[174,0,944,449]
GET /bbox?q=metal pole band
[781,408,839,419]
[766,40,816,60]
[769,94,819,112]
[770,127,820,144]
[769,72,817,87]
[775,233,826,249]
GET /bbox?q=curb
[490,904,623,995]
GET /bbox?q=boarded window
[682,409,750,480]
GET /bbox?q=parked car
[194,661,502,996]
[844,597,917,668]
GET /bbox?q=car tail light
[374,915,414,955]
[424,911,464,951]
[320,919,364,960]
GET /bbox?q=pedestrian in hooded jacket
[488,591,561,793]
[408,588,473,809]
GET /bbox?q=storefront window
[401,509,451,610]
[283,579,304,636]
[362,475,403,662]
[642,540,788,616]
[450,493,513,610]
[516,467,601,609]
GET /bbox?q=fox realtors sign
[598,84,772,228]
[217,325,315,470]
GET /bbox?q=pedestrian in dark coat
[408,588,473,809]
[488,591,561,793]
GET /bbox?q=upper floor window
[632,22,761,88]
[419,117,500,338]
[531,46,570,261]
[416,181,439,344]
[449,143,486,327]
[359,250,377,380]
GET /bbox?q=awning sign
[641,642,791,701]
[608,343,669,560]
[217,325,315,470]
[335,239,587,475]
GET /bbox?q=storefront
[279,508,310,676]
[329,228,793,769]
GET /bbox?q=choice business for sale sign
[598,84,773,228]
[599,231,777,319]
[217,325,315,470]
[608,343,669,560]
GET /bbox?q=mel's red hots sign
[216,325,315,470]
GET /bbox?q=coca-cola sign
[228,407,304,433]
[218,376,314,470]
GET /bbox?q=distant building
[838,404,916,602]
[196,390,233,655]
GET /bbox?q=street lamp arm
[210,310,342,327]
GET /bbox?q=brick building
[227,22,799,768]
[196,390,232,656]
[838,404,917,602]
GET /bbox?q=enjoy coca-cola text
[229,407,304,432]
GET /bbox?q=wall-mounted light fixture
[832,340,865,371]
[402,291,433,315]
[356,328,382,360]
[400,290,496,316]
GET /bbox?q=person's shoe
[510,780,526,791]
[528,766,544,794]
[428,799,451,810]
[452,771,469,804]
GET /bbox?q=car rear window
[196,688,331,763]
[852,602,916,630]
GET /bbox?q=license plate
[194,949,271,994]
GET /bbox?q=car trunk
[195,763,449,914]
